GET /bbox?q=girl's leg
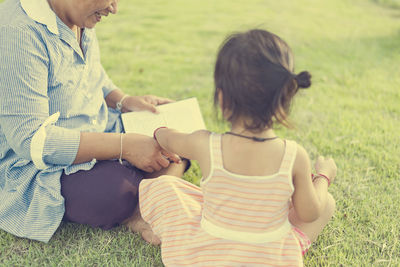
[123,159,189,245]
[123,159,190,245]
[289,192,336,242]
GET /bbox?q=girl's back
[139,133,309,266]
[220,134,285,176]
[202,133,297,235]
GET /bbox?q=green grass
[1,0,400,266]
[375,0,400,8]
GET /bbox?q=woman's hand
[314,156,337,183]
[121,95,173,113]
[122,133,181,173]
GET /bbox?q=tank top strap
[209,133,224,169]
[278,140,298,174]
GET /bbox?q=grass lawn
[1,0,400,266]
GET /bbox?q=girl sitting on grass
[129,29,337,266]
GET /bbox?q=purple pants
[61,160,145,229]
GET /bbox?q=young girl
[131,29,337,266]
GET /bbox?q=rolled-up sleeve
[0,26,80,168]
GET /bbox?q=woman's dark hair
[214,29,311,131]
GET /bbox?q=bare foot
[124,208,161,245]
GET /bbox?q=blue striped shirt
[0,0,122,242]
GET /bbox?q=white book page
[121,97,206,136]
[121,111,167,136]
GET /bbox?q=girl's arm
[153,127,211,175]
[291,145,337,222]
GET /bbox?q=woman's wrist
[116,95,129,112]
[104,89,130,112]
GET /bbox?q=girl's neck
[229,125,276,140]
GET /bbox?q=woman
[0,0,187,243]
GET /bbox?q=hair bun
[295,71,312,89]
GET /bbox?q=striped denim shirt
[0,0,122,242]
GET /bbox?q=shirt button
[91,119,97,125]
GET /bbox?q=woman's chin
[84,23,97,29]
[83,22,97,29]
[83,16,101,28]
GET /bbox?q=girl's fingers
[162,150,181,164]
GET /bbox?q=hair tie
[294,71,312,89]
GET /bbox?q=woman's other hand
[122,95,173,113]
[122,133,181,173]
[104,89,173,113]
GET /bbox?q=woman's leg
[61,160,145,230]
[289,192,336,242]
[123,206,161,245]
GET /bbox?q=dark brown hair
[214,29,311,131]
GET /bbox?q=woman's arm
[0,25,81,168]
[74,132,179,173]
[291,145,336,222]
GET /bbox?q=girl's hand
[122,133,181,173]
[122,95,173,113]
[314,156,337,183]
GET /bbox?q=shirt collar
[20,0,59,35]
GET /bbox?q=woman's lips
[95,12,102,22]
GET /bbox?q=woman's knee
[62,161,143,229]
[89,175,140,228]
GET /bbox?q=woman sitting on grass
[130,29,337,266]
[0,0,186,243]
